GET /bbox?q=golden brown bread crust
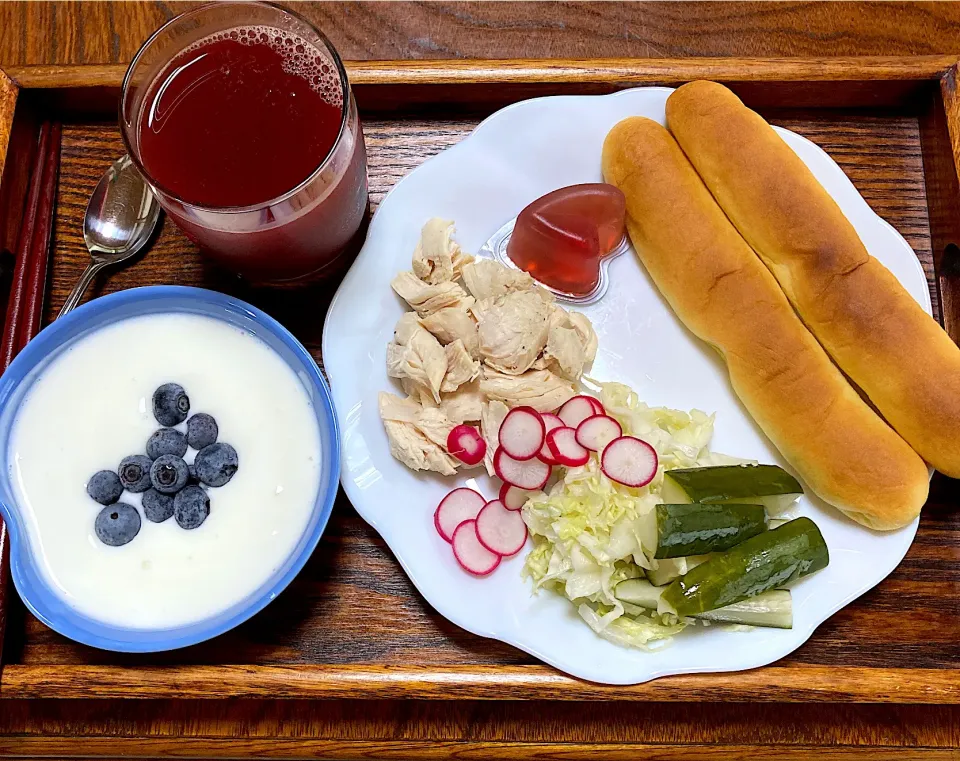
[666,80,960,478]
[602,116,928,530]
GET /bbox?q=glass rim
[119,0,352,215]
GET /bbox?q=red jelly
[506,183,627,297]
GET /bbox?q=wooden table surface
[2,1,960,64]
[2,3,960,760]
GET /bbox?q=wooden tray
[0,58,958,713]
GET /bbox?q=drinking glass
[120,2,368,284]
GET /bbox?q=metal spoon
[58,155,161,317]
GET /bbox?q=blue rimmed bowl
[0,286,340,652]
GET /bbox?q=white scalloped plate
[322,87,931,685]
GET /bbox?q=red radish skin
[576,414,622,452]
[538,413,565,464]
[475,500,528,556]
[494,446,551,490]
[434,488,487,542]
[558,395,600,429]
[587,397,605,415]
[499,483,540,511]
[546,426,590,467]
[601,436,659,488]
[452,519,501,575]
[497,406,545,461]
[447,425,487,466]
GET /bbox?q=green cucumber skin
[655,503,767,558]
[660,517,828,616]
[664,465,803,504]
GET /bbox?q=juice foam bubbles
[183,25,343,106]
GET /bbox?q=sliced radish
[576,414,622,452]
[601,436,658,488]
[542,412,564,429]
[434,488,486,542]
[452,519,501,576]
[497,406,545,461]
[558,395,600,429]
[494,446,551,490]
[537,413,565,465]
[499,482,539,511]
[587,397,605,415]
[546,426,590,467]
[476,499,528,556]
[447,424,487,466]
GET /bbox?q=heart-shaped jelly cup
[484,184,628,303]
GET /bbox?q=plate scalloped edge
[322,86,929,685]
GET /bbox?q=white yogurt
[9,313,322,629]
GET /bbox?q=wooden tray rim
[3,663,960,702]
[0,55,959,703]
[5,55,960,90]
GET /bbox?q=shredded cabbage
[521,381,729,649]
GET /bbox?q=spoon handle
[58,261,109,318]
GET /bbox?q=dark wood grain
[5,2,960,66]
[920,63,960,342]
[1,700,960,759]
[1,60,959,757]
[0,67,14,691]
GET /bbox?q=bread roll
[602,117,928,530]
[666,80,960,478]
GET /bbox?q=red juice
[134,26,368,283]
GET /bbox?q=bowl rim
[0,285,340,652]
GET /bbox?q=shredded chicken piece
[476,290,551,375]
[544,325,587,379]
[441,339,480,393]
[378,392,459,475]
[411,219,475,284]
[461,259,537,301]
[378,390,422,424]
[393,310,420,344]
[420,301,480,358]
[567,311,598,365]
[414,406,458,450]
[392,271,470,316]
[401,377,434,407]
[529,356,551,371]
[541,307,599,380]
[480,399,510,476]
[383,226,600,477]
[437,379,484,423]
[480,368,577,413]
[386,312,447,403]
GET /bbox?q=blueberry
[194,442,238,487]
[146,428,188,459]
[142,488,175,523]
[149,454,189,494]
[186,413,218,450]
[94,503,141,546]
[187,463,199,484]
[174,485,210,529]
[118,455,153,493]
[153,383,190,427]
[86,470,123,505]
